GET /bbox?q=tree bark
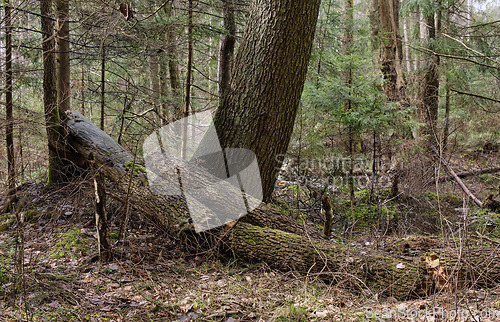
[61,110,500,300]
[182,0,194,159]
[164,0,182,121]
[371,0,406,102]
[5,0,15,192]
[41,0,66,184]
[100,46,106,130]
[418,5,440,150]
[211,0,322,202]
[55,0,71,113]
[218,0,236,103]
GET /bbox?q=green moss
[125,161,146,174]
[50,228,90,259]
[110,230,120,241]
[0,214,15,232]
[422,191,438,201]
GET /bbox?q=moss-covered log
[62,111,500,300]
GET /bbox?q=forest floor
[1,152,499,321]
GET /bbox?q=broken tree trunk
[62,111,500,299]
[432,146,483,207]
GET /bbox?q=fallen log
[428,166,500,185]
[62,111,500,299]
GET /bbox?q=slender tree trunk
[403,17,412,73]
[211,0,321,202]
[159,55,168,125]
[164,0,182,121]
[5,0,15,192]
[413,8,420,71]
[181,0,193,159]
[218,0,236,104]
[55,0,71,113]
[343,0,355,204]
[100,46,105,130]
[418,4,440,150]
[149,54,162,126]
[443,79,450,151]
[80,65,85,115]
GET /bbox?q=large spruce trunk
[62,111,500,300]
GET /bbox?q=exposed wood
[94,171,111,262]
[432,146,483,207]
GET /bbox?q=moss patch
[50,228,91,259]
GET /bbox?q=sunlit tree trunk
[213,0,321,202]
[55,0,71,113]
[403,17,412,73]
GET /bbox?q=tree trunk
[342,0,356,204]
[5,0,15,192]
[218,0,236,103]
[100,46,106,130]
[212,0,321,202]
[182,0,194,159]
[443,80,450,151]
[149,53,162,126]
[61,110,500,300]
[403,17,412,73]
[55,0,71,113]
[418,7,440,150]
[164,0,182,121]
[372,0,406,102]
[41,0,66,184]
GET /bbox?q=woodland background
[0,0,499,320]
